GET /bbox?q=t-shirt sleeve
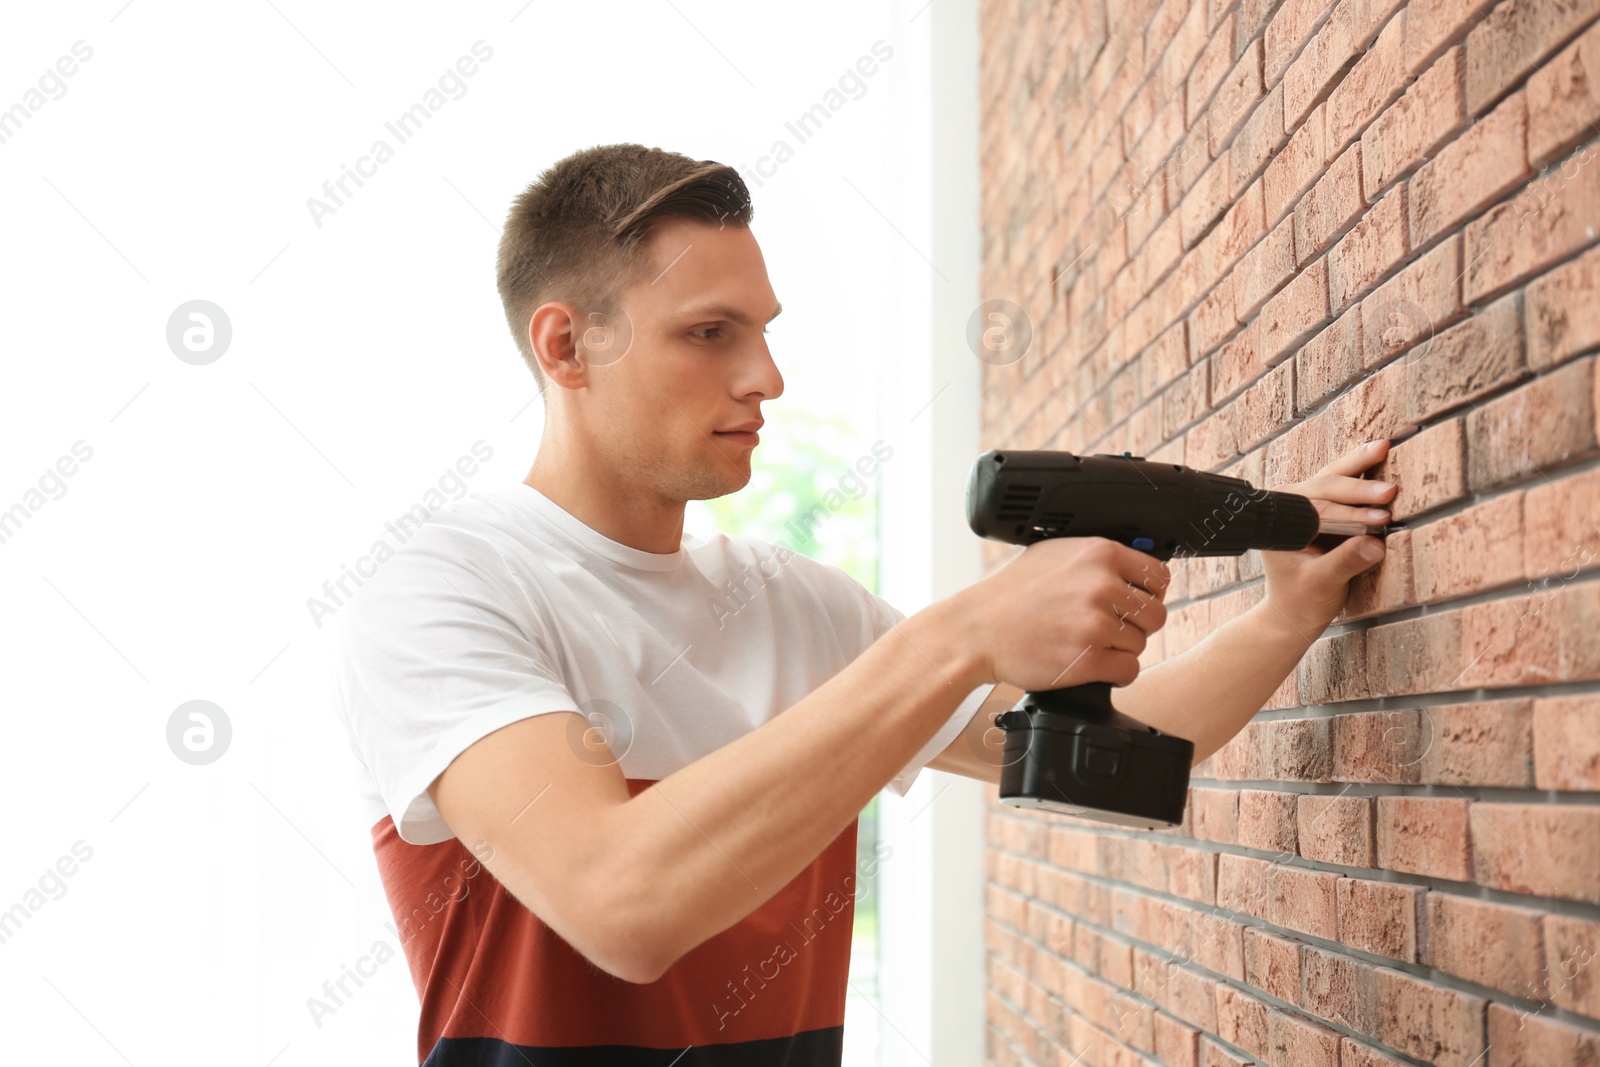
[825,569,990,798]
[328,532,580,846]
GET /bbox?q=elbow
[578,873,680,985]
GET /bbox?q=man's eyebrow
[676,302,783,327]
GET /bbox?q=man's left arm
[927,437,1399,779]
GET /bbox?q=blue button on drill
[1131,536,1155,551]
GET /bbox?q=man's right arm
[427,595,988,985]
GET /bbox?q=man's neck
[524,452,686,556]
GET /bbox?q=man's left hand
[1260,437,1398,636]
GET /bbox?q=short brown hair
[496,144,755,395]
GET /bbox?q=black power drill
[965,448,1391,830]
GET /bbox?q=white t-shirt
[326,482,988,846]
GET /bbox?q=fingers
[1054,647,1142,688]
[1297,470,1397,507]
[1315,437,1392,478]
[1108,579,1167,637]
[1106,542,1172,597]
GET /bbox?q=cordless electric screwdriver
[965,448,1396,830]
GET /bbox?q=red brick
[1466,354,1598,490]
[1199,1036,1253,1067]
[1297,794,1375,865]
[1533,692,1600,789]
[1265,102,1327,225]
[1264,406,1332,485]
[1457,580,1600,688]
[1336,876,1422,960]
[1526,243,1600,370]
[1168,846,1219,906]
[1324,357,1409,451]
[1487,1002,1600,1067]
[1405,0,1493,73]
[1265,0,1336,85]
[1215,985,1271,1059]
[1298,628,1369,703]
[1295,306,1363,413]
[1339,1039,1415,1067]
[1189,13,1239,127]
[1463,0,1600,115]
[1167,963,1222,1031]
[1232,81,1287,196]
[1258,716,1334,781]
[1300,944,1379,1031]
[1235,358,1294,451]
[1543,912,1600,1016]
[1360,234,1462,370]
[1284,0,1405,128]
[1164,360,1211,437]
[1376,795,1473,879]
[1190,274,1242,360]
[1211,317,1264,401]
[1408,91,1531,245]
[1191,787,1240,843]
[1269,865,1341,938]
[1260,257,1330,363]
[1295,143,1365,264]
[1182,155,1234,250]
[1528,17,1600,166]
[1375,968,1487,1067]
[1140,321,1191,398]
[1218,853,1274,919]
[1415,698,1536,786]
[1470,802,1600,902]
[1425,892,1549,997]
[1463,138,1600,304]
[1341,523,1416,618]
[1362,46,1468,198]
[1328,185,1408,312]
[1524,465,1600,585]
[1237,789,1299,852]
[1160,0,1212,99]
[1234,214,1298,319]
[1331,711,1425,782]
[1366,609,1465,695]
[1405,290,1525,424]
[1412,490,1526,600]
[1215,177,1267,269]
[1268,1008,1341,1067]
[1153,1012,1201,1067]
[1374,415,1465,520]
[1244,927,1302,1002]
[1210,38,1266,156]
[1327,9,1409,152]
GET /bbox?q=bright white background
[0,1,982,1063]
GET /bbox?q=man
[327,143,1396,1064]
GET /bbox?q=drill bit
[1317,519,1407,537]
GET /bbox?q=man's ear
[528,302,585,391]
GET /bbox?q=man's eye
[691,326,722,340]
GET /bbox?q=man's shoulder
[324,491,527,632]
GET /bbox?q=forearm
[1110,597,1322,765]
[615,598,985,977]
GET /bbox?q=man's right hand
[946,536,1171,693]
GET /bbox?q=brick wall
[975,0,1600,1063]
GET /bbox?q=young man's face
[578,215,784,504]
